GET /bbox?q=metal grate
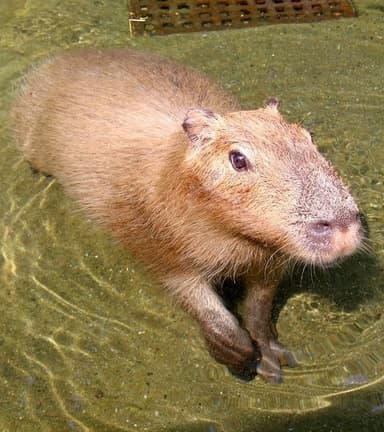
[128,0,357,36]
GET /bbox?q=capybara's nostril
[309,220,334,238]
[310,210,361,238]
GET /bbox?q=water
[1,0,384,430]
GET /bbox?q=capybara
[10,48,363,382]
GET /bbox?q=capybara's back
[11,48,362,383]
[11,49,237,208]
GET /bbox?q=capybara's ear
[182,108,224,147]
[265,97,280,112]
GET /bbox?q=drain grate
[128,0,357,35]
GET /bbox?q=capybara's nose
[308,210,360,240]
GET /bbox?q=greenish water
[1,1,384,430]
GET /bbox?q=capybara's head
[181,99,362,266]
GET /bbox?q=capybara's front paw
[202,323,261,381]
[256,340,296,384]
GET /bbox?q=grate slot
[129,0,357,35]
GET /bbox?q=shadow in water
[276,248,380,315]
[217,215,380,318]
[216,249,379,327]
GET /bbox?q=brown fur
[10,48,362,382]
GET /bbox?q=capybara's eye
[229,151,249,172]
